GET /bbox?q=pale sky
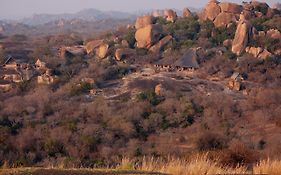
[0,0,279,19]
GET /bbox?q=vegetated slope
[0,0,281,171]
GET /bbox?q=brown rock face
[223,39,233,47]
[182,8,192,17]
[115,48,136,61]
[135,24,162,49]
[85,40,104,54]
[258,49,272,59]
[214,12,237,28]
[245,46,263,57]
[135,15,153,30]
[242,10,254,20]
[155,84,164,96]
[204,1,221,21]
[96,44,109,59]
[219,2,243,14]
[149,35,173,54]
[266,29,281,40]
[232,15,252,56]
[164,9,177,22]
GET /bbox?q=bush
[164,16,200,41]
[137,90,163,106]
[70,82,92,96]
[250,17,269,31]
[44,139,65,157]
[200,19,215,38]
[101,65,132,81]
[196,133,227,151]
[220,142,259,167]
[124,28,136,48]
[210,24,236,46]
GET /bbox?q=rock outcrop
[96,43,109,59]
[214,12,237,28]
[149,35,173,54]
[245,47,273,59]
[232,15,252,56]
[164,9,177,22]
[182,8,192,17]
[37,75,54,84]
[201,1,221,21]
[85,40,104,54]
[258,49,272,59]
[115,48,136,61]
[266,29,281,40]
[135,24,162,49]
[245,47,263,58]
[219,2,243,14]
[135,15,153,30]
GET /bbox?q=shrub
[44,139,65,157]
[124,28,136,48]
[200,19,215,38]
[196,133,227,151]
[210,24,236,46]
[101,65,132,81]
[250,17,269,31]
[137,90,163,106]
[70,82,92,96]
[164,16,200,41]
[32,44,53,58]
[220,142,259,167]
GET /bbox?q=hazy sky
[0,0,279,19]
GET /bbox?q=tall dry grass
[119,154,248,175]
[253,159,281,175]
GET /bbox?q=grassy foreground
[1,155,281,175]
[0,168,165,175]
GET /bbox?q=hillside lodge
[154,48,200,72]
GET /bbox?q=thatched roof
[155,57,176,66]
[174,49,199,69]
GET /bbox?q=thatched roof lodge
[174,49,199,70]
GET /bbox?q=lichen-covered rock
[214,12,237,28]
[149,35,173,54]
[232,15,252,56]
[135,15,153,30]
[135,24,162,49]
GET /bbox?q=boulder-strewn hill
[0,0,281,172]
